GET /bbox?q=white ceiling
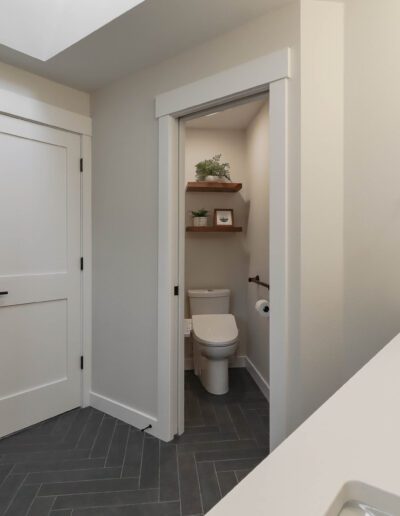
[0,0,145,61]
[0,0,291,92]
[186,99,266,131]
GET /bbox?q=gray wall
[92,3,299,421]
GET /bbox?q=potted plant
[191,209,209,227]
[195,154,231,182]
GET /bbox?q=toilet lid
[192,314,238,347]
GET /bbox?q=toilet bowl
[192,313,238,395]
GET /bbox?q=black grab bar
[248,275,269,290]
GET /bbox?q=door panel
[0,114,81,438]
[0,133,67,275]
[0,301,67,398]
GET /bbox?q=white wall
[5,0,388,448]
[343,0,400,379]
[185,127,249,360]
[5,0,396,448]
[184,129,247,185]
[92,3,300,429]
[90,0,400,443]
[1,0,342,444]
[0,0,347,444]
[0,61,90,115]
[245,101,270,383]
[286,0,345,430]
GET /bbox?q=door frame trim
[155,48,291,445]
[0,91,93,408]
[0,87,92,136]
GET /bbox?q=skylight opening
[0,0,146,61]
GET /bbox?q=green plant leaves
[195,154,231,181]
[192,209,208,217]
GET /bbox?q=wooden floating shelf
[186,226,242,233]
[186,181,242,193]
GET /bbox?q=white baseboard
[230,355,246,368]
[90,391,158,437]
[185,355,246,370]
[245,357,270,401]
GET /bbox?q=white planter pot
[193,217,208,227]
[205,175,219,182]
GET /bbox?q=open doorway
[178,95,270,446]
[156,49,290,448]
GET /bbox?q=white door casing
[0,114,82,438]
[156,49,291,447]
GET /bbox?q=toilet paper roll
[255,299,270,317]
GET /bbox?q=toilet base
[201,357,229,395]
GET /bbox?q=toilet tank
[188,289,230,315]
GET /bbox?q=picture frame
[214,209,234,227]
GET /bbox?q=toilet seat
[192,314,238,347]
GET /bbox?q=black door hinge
[174,286,179,296]
[80,356,84,370]
[80,158,83,172]
[80,257,84,270]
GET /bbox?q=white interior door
[0,114,82,438]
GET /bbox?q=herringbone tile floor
[0,369,269,515]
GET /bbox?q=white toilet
[188,289,238,395]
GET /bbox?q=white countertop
[208,333,400,515]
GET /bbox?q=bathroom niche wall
[184,99,270,387]
[185,127,249,365]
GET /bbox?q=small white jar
[193,217,208,227]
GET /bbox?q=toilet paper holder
[255,298,270,315]
[248,275,269,290]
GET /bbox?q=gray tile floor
[0,369,269,515]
